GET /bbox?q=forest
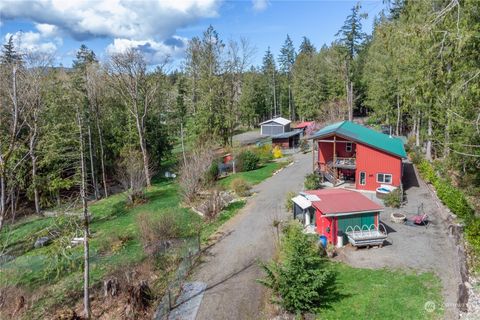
[1,0,479,227]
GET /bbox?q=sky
[0,0,386,69]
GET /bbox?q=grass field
[219,160,290,188]
[0,178,249,318]
[317,262,444,319]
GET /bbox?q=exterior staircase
[322,162,343,186]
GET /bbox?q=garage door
[337,212,376,233]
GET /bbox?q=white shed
[259,117,291,136]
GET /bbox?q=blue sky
[0,0,385,69]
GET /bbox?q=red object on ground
[223,153,233,164]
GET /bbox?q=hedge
[417,159,474,220]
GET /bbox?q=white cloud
[106,36,188,64]
[0,0,221,41]
[252,0,269,12]
[5,30,61,55]
[0,0,221,64]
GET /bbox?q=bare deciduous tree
[75,101,91,319]
[106,49,163,187]
[116,148,153,205]
[0,49,27,230]
[178,147,215,204]
[23,52,52,215]
[85,62,108,197]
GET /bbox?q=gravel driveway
[336,162,463,319]
[191,152,312,320]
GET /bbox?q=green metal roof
[311,121,407,158]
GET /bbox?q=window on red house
[377,173,392,184]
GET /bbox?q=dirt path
[191,152,312,320]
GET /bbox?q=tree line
[1,0,479,228]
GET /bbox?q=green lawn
[317,262,444,319]
[0,179,248,318]
[219,160,290,188]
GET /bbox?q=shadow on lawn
[317,269,351,310]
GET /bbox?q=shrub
[253,144,273,163]
[258,221,336,314]
[205,160,220,184]
[230,178,251,197]
[285,191,296,212]
[236,150,260,172]
[384,188,402,208]
[418,159,474,219]
[465,217,480,255]
[409,148,423,165]
[418,159,438,184]
[304,173,322,190]
[272,146,283,159]
[137,210,183,253]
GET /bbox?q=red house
[292,189,384,245]
[310,121,407,191]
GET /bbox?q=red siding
[355,143,402,191]
[315,210,334,244]
[317,134,402,191]
[272,138,290,148]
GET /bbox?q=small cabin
[260,117,291,136]
[292,189,383,246]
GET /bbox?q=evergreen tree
[1,35,21,64]
[258,221,336,314]
[298,36,316,56]
[262,47,278,117]
[336,3,367,120]
[278,35,296,119]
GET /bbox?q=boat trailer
[345,223,388,249]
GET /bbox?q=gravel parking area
[335,162,463,319]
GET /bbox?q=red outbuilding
[292,189,384,245]
[310,121,407,191]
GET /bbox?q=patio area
[333,162,464,319]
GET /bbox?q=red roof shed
[293,189,383,245]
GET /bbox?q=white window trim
[376,173,393,184]
[359,171,366,185]
[346,142,352,152]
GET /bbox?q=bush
[137,210,184,253]
[409,148,423,165]
[418,159,438,184]
[285,191,296,212]
[272,146,283,159]
[236,150,260,172]
[465,217,480,255]
[205,160,220,184]
[418,159,474,219]
[384,188,402,208]
[253,144,273,163]
[304,173,322,190]
[258,221,336,314]
[230,178,251,197]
